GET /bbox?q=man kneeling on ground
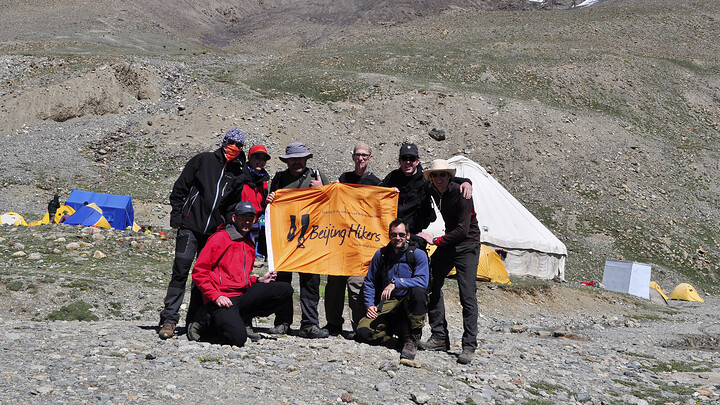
[190,201,293,347]
[355,219,429,361]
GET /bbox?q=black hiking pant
[206,282,293,347]
[159,228,208,325]
[427,242,480,351]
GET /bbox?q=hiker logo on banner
[266,182,398,276]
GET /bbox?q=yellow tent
[435,244,511,284]
[650,281,669,300]
[1,212,28,226]
[669,283,705,302]
[27,204,76,226]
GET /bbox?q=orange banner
[266,182,398,276]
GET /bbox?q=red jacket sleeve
[191,232,227,304]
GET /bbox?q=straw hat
[423,159,456,181]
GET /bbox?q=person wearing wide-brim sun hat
[422,159,457,181]
[264,142,331,339]
[417,158,481,365]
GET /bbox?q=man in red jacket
[191,201,293,347]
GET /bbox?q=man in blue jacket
[356,218,429,361]
[158,128,247,340]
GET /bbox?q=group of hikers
[157,128,482,365]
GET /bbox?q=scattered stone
[400,358,421,368]
[510,324,528,333]
[553,326,571,337]
[11,251,26,257]
[411,392,431,404]
[93,250,107,259]
[428,128,446,141]
[31,385,54,395]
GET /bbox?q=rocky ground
[0,224,718,404]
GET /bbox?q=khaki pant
[356,286,427,345]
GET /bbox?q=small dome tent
[669,283,705,302]
[1,212,28,226]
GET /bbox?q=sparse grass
[108,301,122,317]
[647,361,712,373]
[626,314,668,322]
[61,279,99,290]
[624,352,655,360]
[529,381,565,394]
[612,378,637,387]
[47,300,99,321]
[7,280,23,291]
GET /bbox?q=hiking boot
[322,323,343,336]
[298,325,329,339]
[158,322,176,340]
[419,335,450,351]
[400,334,420,361]
[246,325,261,342]
[267,323,290,335]
[457,348,475,365]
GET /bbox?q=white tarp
[424,156,567,280]
[602,260,651,299]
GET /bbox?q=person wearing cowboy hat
[265,142,330,339]
[417,159,481,365]
[379,143,473,250]
[158,128,247,340]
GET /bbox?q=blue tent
[65,190,134,230]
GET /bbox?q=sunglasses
[251,155,270,161]
[430,172,449,178]
[226,140,243,147]
[353,153,371,159]
[400,155,418,162]
[389,232,407,238]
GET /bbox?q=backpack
[373,245,419,304]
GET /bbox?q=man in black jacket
[158,128,247,340]
[418,159,481,365]
[380,143,472,249]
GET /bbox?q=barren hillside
[1,0,719,293]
